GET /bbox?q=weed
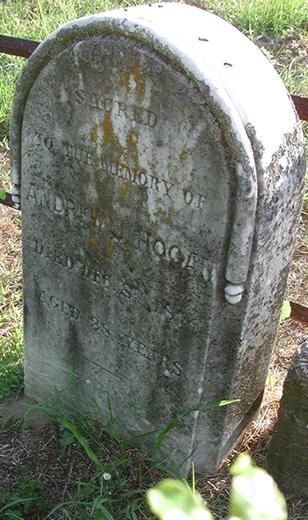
[28,400,183,518]
[0,479,50,519]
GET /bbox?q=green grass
[0,401,186,519]
[0,327,23,400]
[0,478,50,520]
[0,209,23,399]
[203,0,308,39]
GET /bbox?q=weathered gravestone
[267,340,308,497]
[10,3,305,473]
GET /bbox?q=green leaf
[266,373,276,390]
[0,189,6,201]
[280,300,291,322]
[61,418,102,469]
[60,430,74,449]
[147,479,213,520]
[228,453,287,520]
[94,503,115,520]
[211,399,240,408]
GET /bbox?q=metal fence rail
[0,34,308,210]
[0,35,39,58]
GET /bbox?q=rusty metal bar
[0,35,39,58]
[292,95,308,122]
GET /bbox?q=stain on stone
[90,236,98,247]
[90,125,98,144]
[67,320,83,381]
[117,181,134,206]
[105,237,113,260]
[118,62,145,98]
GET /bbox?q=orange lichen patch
[126,128,139,164]
[179,148,190,163]
[90,236,98,247]
[102,111,113,148]
[118,62,145,98]
[91,208,101,219]
[102,111,122,157]
[130,62,145,98]
[117,181,134,205]
[105,238,113,260]
[118,70,130,95]
[90,125,98,144]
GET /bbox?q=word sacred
[75,89,158,127]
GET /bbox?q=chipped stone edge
[10,5,260,303]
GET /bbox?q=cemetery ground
[0,0,307,518]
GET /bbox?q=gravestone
[10,3,305,473]
[267,341,308,497]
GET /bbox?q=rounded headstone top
[12,2,299,174]
[36,1,298,168]
[10,1,304,303]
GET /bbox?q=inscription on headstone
[10,3,305,473]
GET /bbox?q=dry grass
[0,166,23,399]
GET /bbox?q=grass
[200,0,308,39]
[0,196,23,400]
[0,0,308,518]
[0,400,187,519]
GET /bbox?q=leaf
[228,453,287,520]
[60,430,74,449]
[61,418,102,469]
[266,373,276,390]
[147,479,213,520]
[280,300,291,322]
[207,399,240,409]
[94,503,115,520]
[0,189,6,201]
